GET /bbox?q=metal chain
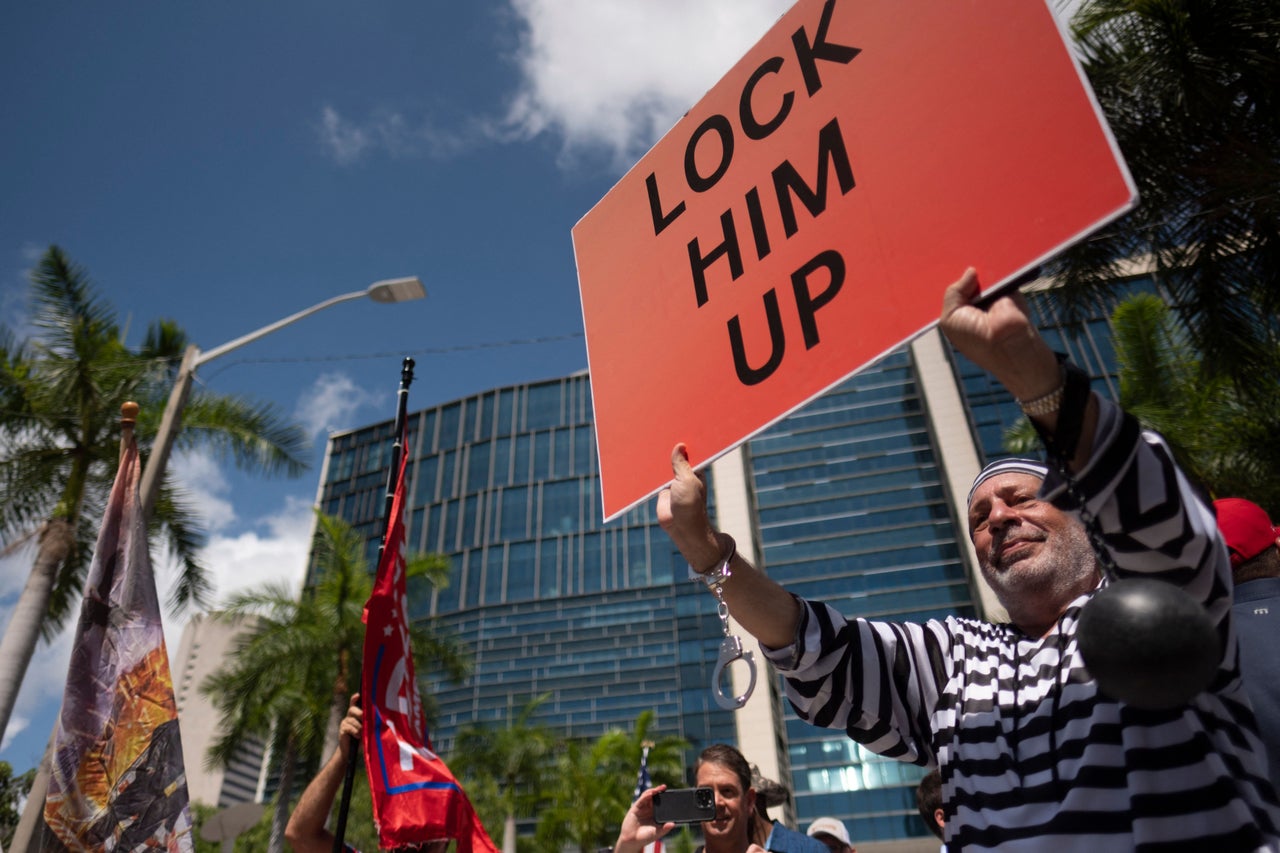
[713,590,731,636]
[1047,454,1119,580]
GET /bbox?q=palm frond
[177,393,310,478]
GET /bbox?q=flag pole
[332,358,415,853]
[9,402,140,853]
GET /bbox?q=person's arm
[286,695,362,853]
[941,269,1229,608]
[657,443,801,650]
[613,786,676,853]
[938,268,1098,473]
[659,432,947,767]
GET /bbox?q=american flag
[633,745,653,801]
[634,744,662,853]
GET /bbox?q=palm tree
[536,712,688,853]
[1004,292,1280,511]
[0,245,309,742]
[451,693,557,853]
[1,760,36,847]
[591,709,688,803]
[202,511,470,853]
[535,738,618,853]
[1050,0,1280,401]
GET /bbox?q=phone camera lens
[698,790,712,808]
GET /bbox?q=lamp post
[139,276,425,520]
[7,275,425,852]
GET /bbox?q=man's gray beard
[983,520,1100,610]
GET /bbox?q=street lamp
[7,276,427,853]
[138,277,426,520]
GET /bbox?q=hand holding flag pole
[350,359,497,853]
[332,358,416,853]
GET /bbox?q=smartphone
[652,787,715,824]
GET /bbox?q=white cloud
[501,0,791,163]
[318,105,373,165]
[318,104,474,165]
[168,449,237,532]
[189,497,315,607]
[294,371,384,437]
[317,0,791,167]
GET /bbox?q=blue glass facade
[318,373,740,757]
[314,281,1143,845]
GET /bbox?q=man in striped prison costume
[658,270,1280,850]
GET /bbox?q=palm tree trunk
[504,812,517,853]
[0,518,73,741]
[268,730,301,853]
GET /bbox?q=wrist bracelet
[1024,353,1091,461]
[1018,361,1067,417]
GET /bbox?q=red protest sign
[573,0,1137,521]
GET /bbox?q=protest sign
[574,0,1137,520]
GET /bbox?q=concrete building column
[910,328,1007,623]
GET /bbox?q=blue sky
[0,0,801,771]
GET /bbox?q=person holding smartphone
[615,744,765,853]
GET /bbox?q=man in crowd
[914,770,944,850]
[285,694,366,853]
[750,767,829,853]
[804,817,853,853]
[615,744,764,853]
[1215,496,1280,788]
[656,269,1280,849]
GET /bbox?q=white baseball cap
[806,817,850,846]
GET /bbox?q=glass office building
[317,371,742,760]
[313,280,1147,846]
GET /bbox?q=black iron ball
[1076,577,1221,710]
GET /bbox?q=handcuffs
[694,535,758,710]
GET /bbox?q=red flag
[42,416,194,851]
[361,434,497,853]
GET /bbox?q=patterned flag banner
[42,417,194,851]
[361,432,498,853]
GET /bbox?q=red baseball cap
[1213,498,1280,567]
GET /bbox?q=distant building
[173,612,270,809]
[311,279,1147,846]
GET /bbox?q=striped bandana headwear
[968,457,1049,505]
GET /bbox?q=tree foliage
[0,245,309,627]
[0,760,36,848]
[200,511,469,852]
[0,245,310,742]
[1004,291,1280,512]
[536,710,689,853]
[451,693,557,851]
[1050,0,1280,402]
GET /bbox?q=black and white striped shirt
[763,398,1280,850]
